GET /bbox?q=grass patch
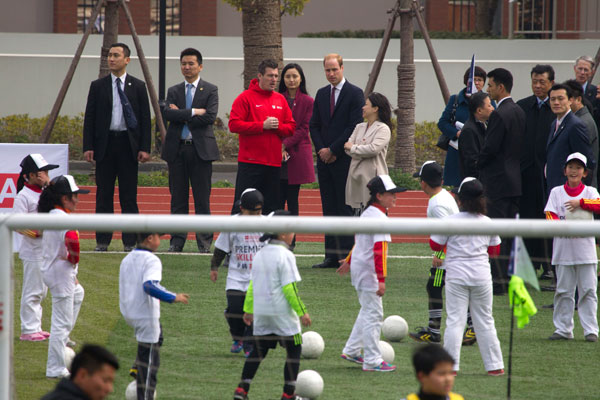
[13,240,598,399]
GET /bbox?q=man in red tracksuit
[229,59,296,214]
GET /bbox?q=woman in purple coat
[278,63,316,218]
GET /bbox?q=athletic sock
[283,383,296,396]
[467,313,474,329]
[428,309,442,334]
[239,381,251,392]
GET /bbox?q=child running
[401,344,464,400]
[14,154,58,342]
[337,175,405,372]
[545,152,599,342]
[120,232,190,399]
[211,188,265,355]
[233,210,311,400]
[430,177,504,376]
[38,175,89,378]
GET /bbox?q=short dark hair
[412,344,454,376]
[180,48,202,64]
[70,344,119,380]
[530,64,555,81]
[136,232,162,246]
[258,59,278,75]
[549,83,573,99]
[487,68,513,93]
[563,79,584,99]
[110,42,131,58]
[278,63,308,95]
[468,91,490,116]
[463,66,487,86]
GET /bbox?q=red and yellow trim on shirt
[580,198,600,213]
[374,241,388,283]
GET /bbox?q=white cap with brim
[367,175,408,194]
[564,152,587,168]
[51,175,90,195]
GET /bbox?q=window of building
[151,0,180,35]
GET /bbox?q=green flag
[509,276,538,329]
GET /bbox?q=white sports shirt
[350,204,391,291]
[544,184,599,265]
[430,212,501,285]
[41,208,78,297]
[251,242,302,337]
[119,249,162,321]
[14,185,43,261]
[214,215,264,291]
[427,188,459,270]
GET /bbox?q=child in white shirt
[544,152,599,342]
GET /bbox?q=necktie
[330,86,336,117]
[116,78,137,130]
[181,83,193,139]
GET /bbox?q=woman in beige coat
[344,92,392,214]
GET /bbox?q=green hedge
[298,30,500,39]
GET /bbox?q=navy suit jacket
[309,80,364,159]
[546,111,593,193]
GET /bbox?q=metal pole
[159,0,166,102]
[0,222,14,400]
[508,0,514,39]
[119,0,167,144]
[552,0,558,39]
[40,0,106,143]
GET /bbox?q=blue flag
[465,54,477,97]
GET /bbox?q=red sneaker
[488,369,505,376]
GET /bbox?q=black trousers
[225,290,253,347]
[520,167,552,272]
[279,181,301,216]
[316,157,354,261]
[95,133,138,247]
[233,162,280,214]
[135,330,163,400]
[487,196,520,292]
[168,142,213,250]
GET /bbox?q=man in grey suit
[162,48,219,252]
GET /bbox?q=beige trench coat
[344,120,391,209]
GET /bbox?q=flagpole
[507,302,515,400]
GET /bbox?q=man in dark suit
[546,83,594,193]
[83,43,151,252]
[310,53,364,268]
[478,68,526,294]
[162,48,220,253]
[516,64,555,279]
[458,91,494,179]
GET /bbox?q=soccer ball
[301,331,325,359]
[295,369,324,399]
[378,340,395,364]
[64,347,75,371]
[382,315,408,342]
[565,208,593,220]
[126,381,157,400]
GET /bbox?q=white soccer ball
[565,208,593,221]
[378,340,395,364]
[64,346,76,371]
[126,381,157,400]
[301,331,325,359]
[382,315,408,342]
[295,369,324,399]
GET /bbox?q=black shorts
[254,333,302,350]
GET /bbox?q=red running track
[75,187,430,243]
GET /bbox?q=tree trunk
[99,0,119,78]
[395,0,415,173]
[475,0,498,34]
[241,0,284,89]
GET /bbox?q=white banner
[0,143,69,251]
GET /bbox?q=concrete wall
[0,33,598,125]
[0,0,53,33]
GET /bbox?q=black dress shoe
[312,259,338,269]
[123,245,135,252]
[94,245,108,252]
[168,245,183,253]
[197,247,211,254]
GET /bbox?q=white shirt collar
[185,76,200,88]
[332,77,346,91]
[582,81,588,92]
[557,109,571,125]
[496,96,512,106]
[111,72,127,85]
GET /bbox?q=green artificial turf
[12,240,600,399]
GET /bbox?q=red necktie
[330,86,336,117]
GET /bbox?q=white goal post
[1,212,600,399]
